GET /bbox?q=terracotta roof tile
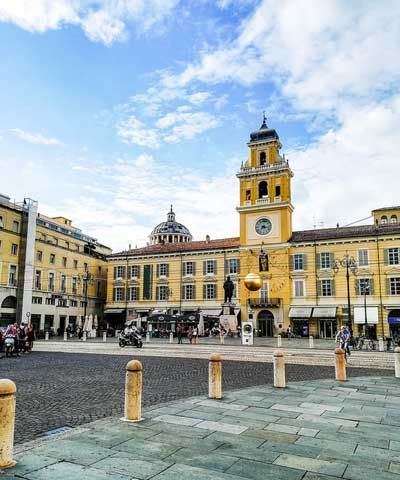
[290,224,400,242]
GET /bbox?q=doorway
[319,320,337,339]
[59,316,66,332]
[257,310,274,337]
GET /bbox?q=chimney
[205,235,210,243]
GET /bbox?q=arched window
[1,296,17,309]
[381,216,388,225]
[168,235,172,243]
[391,215,398,224]
[259,152,266,166]
[258,181,268,199]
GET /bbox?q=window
[129,265,140,278]
[260,151,266,165]
[319,279,333,296]
[32,297,42,304]
[294,280,305,297]
[204,260,216,275]
[227,259,239,274]
[11,243,18,255]
[292,254,305,271]
[204,283,216,300]
[114,265,125,279]
[0,215,3,228]
[358,249,369,267]
[73,260,78,269]
[157,263,169,277]
[358,278,372,295]
[113,287,124,301]
[60,274,66,293]
[46,298,55,305]
[65,241,70,249]
[156,285,169,300]
[62,257,67,267]
[72,277,78,295]
[35,270,42,290]
[8,265,17,286]
[319,252,332,269]
[37,251,43,262]
[12,220,19,233]
[381,216,388,225]
[391,215,398,225]
[50,254,55,264]
[259,281,268,302]
[184,261,195,276]
[58,299,67,307]
[389,278,400,295]
[258,181,268,198]
[128,287,139,301]
[84,262,88,272]
[388,248,400,265]
[183,284,195,300]
[80,301,85,308]
[245,189,251,201]
[275,185,281,198]
[48,273,55,291]
[70,299,78,307]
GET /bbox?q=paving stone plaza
[3,375,400,479]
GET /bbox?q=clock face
[255,218,272,236]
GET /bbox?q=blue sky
[0,0,399,250]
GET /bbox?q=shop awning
[389,316,400,324]
[201,309,222,317]
[104,308,125,314]
[288,307,312,318]
[312,307,337,318]
[354,306,378,324]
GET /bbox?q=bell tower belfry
[237,116,294,246]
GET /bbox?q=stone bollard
[63,331,67,342]
[45,331,49,341]
[209,354,222,399]
[122,360,143,422]
[82,331,87,342]
[379,337,384,352]
[335,348,347,381]
[277,335,282,348]
[309,336,314,349]
[0,379,17,469]
[273,350,286,388]
[395,347,400,378]
[103,331,107,343]
[146,332,150,343]
[220,334,225,345]
[169,332,173,344]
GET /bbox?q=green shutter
[289,255,294,271]
[166,264,169,277]
[329,253,334,268]
[156,264,160,277]
[369,278,374,295]
[214,260,217,275]
[331,279,335,296]
[317,280,321,296]
[113,288,116,301]
[113,266,117,279]
[316,253,321,269]
[224,260,228,275]
[303,254,307,270]
[137,265,141,278]
[387,277,391,295]
[203,261,207,275]
[156,286,160,300]
[203,284,207,299]
[143,265,152,300]
[182,262,186,275]
[193,285,196,300]
[384,248,389,265]
[193,262,196,276]
[236,259,240,274]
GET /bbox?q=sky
[0,0,399,251]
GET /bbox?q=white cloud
[0,0,180,45]
[116,116,160,148]
[10,128,63,146]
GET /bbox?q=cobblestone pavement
[0,352,390,445]
[4,376,400,480]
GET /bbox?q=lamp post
[82,270,93,321]
[333,254,357,333]
[363,283,370,337]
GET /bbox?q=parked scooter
[4,335,17,357]
[119,328,143,348]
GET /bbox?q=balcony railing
[248,297,280,308]
[256,197,270,205]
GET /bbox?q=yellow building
[0,193,111,333]
[106,118,400,339]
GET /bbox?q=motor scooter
[119,329,143,348]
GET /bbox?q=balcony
[248,297,280,308]
[256,197,270,205]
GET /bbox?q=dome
[249,115,279,143]
[150,206,193,245]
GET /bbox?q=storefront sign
[354,306,378,324]
[288,307,312,318]
[312,307,336,318]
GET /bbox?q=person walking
[177,324,183,344]
[27,324,35,352]
[188,326,193,344]
[336,325,351,361]
[287,326,292,340]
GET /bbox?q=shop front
[388,309,400,339]
[312,307,337,339]
[354,306,378,339]
[289,307,312,337]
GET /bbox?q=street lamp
[81,270,93,321]
[363,283,370,337]
[333,254,357,333]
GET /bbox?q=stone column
[309,336,314,349]
[209,354,222,399]
[273,350,286,388]
[122,360,143,422]
[379,337,384,352]
[103,331,107,342]
[63,331,67,342]
[0,379,16,469]
[335,347,347,381]
[169,332,173,344]
[277,335,282,348]
[45,331,49,341]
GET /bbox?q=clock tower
[237,116,294,247]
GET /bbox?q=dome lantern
[149,206,193,245]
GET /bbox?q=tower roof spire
[261,111,267,129]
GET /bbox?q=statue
[223,276,234,303]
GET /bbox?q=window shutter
[203,261,207,275]
[193,262,196,276]
[384,248,389,265]
[317,280,321,296]
[355,279,360,296]
[331,279,335,296]
[137,265,141,278]
[236,259,240,274]
[182,262,186,276]
[166,264,169,277]
[387,277,391,295]
[289,255,294,271]
[214,260,217,275]
[316,253,321,269]
[156,264,160,277]
[114,267,117,279]
[369,278,374,295]
[156,286,160,300]
[303,254,307,270]
[203,284,207,299]
[329,253,334,268]
[193,285,196,300]
[225,260,228,275]
[181,285,185,300]
[113,289,116,301]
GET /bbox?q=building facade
[105,118,400,339]
[0,193,111,332]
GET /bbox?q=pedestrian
[188,326,193,344]
[18,323,28,353]
[192,326,198,344]
[177,324,183,344]
[287,326,292,340]
[27,324,35,352]
[335,325,351,361]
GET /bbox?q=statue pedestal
[220,303,237,333]
[221,302,235,316]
